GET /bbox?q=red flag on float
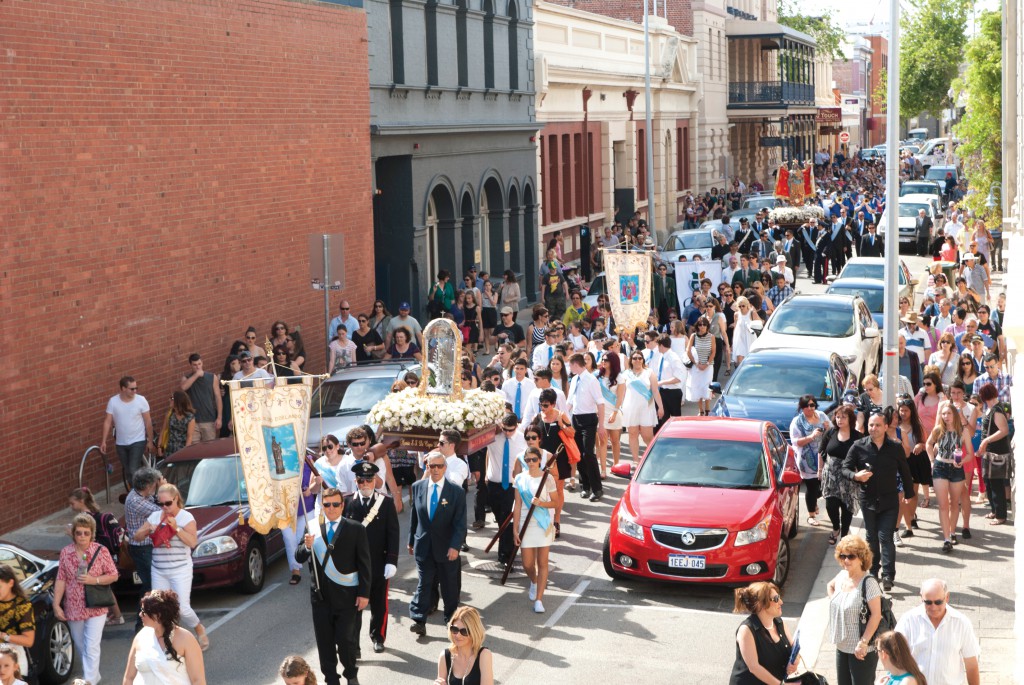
[774,165,790,199]
[802,165,816,197]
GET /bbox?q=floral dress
[165,412,194,456]
[57,542,117,621]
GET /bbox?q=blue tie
[326,522,336,544]
[501,440,510,490]
[514,382,522,419]
[658,356,665,381]
[429,484,439,520]
[548,347,553,362]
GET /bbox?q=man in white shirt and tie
[532,329,559,371]
[567,354,607,502]
[501,359,536,421]
[522,368,568,428]
[642,331,661,367]
[654,335,686,430]
[483,415,525,564]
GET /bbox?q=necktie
[429,484,439,520]
[501,440,510,490]
[514,381,522,419]
[570,375,578,405]
[326,522,336,544]
[658,356,665,381]
[548,346,553,362]
[871,235,875,246]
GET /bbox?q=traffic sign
[839,131,850,143]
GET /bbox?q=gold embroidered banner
[227,377,313,535]
[602,249,653,336]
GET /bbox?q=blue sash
[599,378,617,405]
[318,461,339,490]
[629,378,653,403]
[311,534,359,587]
[517,478,551,531]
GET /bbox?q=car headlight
[735,514,771,547]
[617,510,645,541]
[193,536,239,558]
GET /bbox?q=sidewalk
[5,491,126,554]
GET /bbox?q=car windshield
[163,457,248,506]
[900,184,937,196]
[635,438,769,489]
[588,275,606,296]
[925,168,956,181]
[840,263,906,285]
[899,204,928,218]
[829,286,884,312]
[727,362,834,401]
[744,197,776,209]
[310,377,394,418]
[665,233,713,251]
[767,304,854,337]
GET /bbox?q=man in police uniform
[343,462,399,655]
[296,487,372,685]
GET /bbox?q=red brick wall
[0,0,373,532]
[547,0,693,36]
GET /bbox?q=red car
[603,417,801,586]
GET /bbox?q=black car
[0,542,75,684]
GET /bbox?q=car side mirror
[863,327,879,339]
[709,382,722,395]
[610,463,634,479]
[780,470,802,487]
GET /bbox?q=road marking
[574,602,800,620]
[205,583,281,635]
[543,578,589,629]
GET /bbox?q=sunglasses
[356,477,375,484]
[246,336,256,340]
[539,403,552,409]
[437,440,448,446]
[525,435,539,441]
[427,463,446,470]
[126,386,138,391]
[340,307,350,310]
[923,382,934,387]
[349,441,367,447]
[502,427,516,433]
[322,444,336,451]
[805,403,817,408]
[770,595,781,603]
[274,326,285,331]
[449,625,471,637]
[73,530,92,537]
[159,501,175,507]
[922,599,945,606]
[837,554,857,561]
[322,502,343,508]
[524,457,540,463]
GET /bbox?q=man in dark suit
[799,220,819,278]
[296,488,372,685]
[734,218,756,254]
[731,254,761,289]
[408,450,467,635]
[344,462,399,655]
[781,229,801,281]
[914,208,934,257]
[651,262,677,326]
[859,223,884,257]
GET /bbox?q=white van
[918,137,961,170]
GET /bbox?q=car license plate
[132,572,142,585]
[668,554,705,570]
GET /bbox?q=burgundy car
[123,439,286,593]
[603,417,801,586]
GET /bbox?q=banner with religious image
[603,249,652,336]
[674,260,723,314]
[226,376,313,535]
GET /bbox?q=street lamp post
[643,0,657,238]
[882,0,901,408]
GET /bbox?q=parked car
[0,542,74,684]
[308,361,417,448]
[918,138,961,170]
[660,226,716,266]
[826,278,887,330]
[859,148,882,161]
[711,349,852,439]
[602,417,801,586]
[119,440,287,594]
[899,180,943,202]
[741,194,780,211]
[924,164,960,186]
[582,272,605,309]
[834,256,916,307]
[877,200,938,251]
[900,192,945,234]
[748,294,880,386]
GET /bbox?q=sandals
[554,522,561,539]
[828,531,839,545]
[289,572,302,585]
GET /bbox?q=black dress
[729,615,792,685]
[538,417,571,480]
[443,648,486,685]
[351,329,383,362]
[464,304,480,344]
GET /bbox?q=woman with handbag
[825,536,883,685]
[729,581,797,685]
[67,487,126,626]
[0,566,34,681]
[820,405,862,545]
[52,513,120,685]
[133,485,210,652]
[685,317,716,416]
[973,383,1012,524]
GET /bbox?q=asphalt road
[87,252,937,684]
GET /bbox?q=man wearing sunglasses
[343,461,399,656]
[408,451,467,636]
[895,578,980,685]
[296,487,371,685]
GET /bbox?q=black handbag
[83,547,117,608]
[858,575,895,643]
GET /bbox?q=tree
[777,0,845,59]
[873,68,887,114]
[954,10,1001,221]
[899,0,968,118]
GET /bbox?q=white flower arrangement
[367,387,506,433]
[769,205,826,224]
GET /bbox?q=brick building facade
[0,0,374,531]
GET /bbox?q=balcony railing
[728,81,815,107]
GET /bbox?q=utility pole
[882,0,900,407]
[643,0,657,238]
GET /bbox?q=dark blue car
[711,349,853,440]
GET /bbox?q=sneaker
[910,518,919,529]
[533,600,545,614]
[529,582,537,601]
[472,520,486,530]
[941,540,953,553]
[902,529,914,538]
[882,578,894,592]
[962,528,972,540]
[893,531,903,547]
[951,534,958,545]
[590,491,603,502]
[580,490,591,499]
[106,615,125,627]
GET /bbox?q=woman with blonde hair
[927,401,975,553]
[826,536,883,685]
[731,296,757,366]
[433,606,494,685]
[729,582,796,685]
[67,487,125,625]
[927,332,959,389]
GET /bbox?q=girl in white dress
[731,297,758,366]
[512,447,558,614]
[122,590,205,685]
[620,351,664,464]
[595,353,626,477]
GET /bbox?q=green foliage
[899,0,968,118]
[777,0,845,59]
[954,10,1002,221]
[873,68,887,114]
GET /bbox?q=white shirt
[106,394,151,445]
[654,348,686,389]
[501,376,536,416]
[568,370,603,415]
[773,265,795,286]
[444,455,470,487]
[522,386,567,428]
[722,266,739,284]
[896,604,980,685]
[233,368,275,383]
[485,430,527,483]
[900,327,930,364]
[532,343,557,370]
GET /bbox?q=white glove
[383,563,397,580]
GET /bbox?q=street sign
[839,131,850,143]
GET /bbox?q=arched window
[456,0,468,87]
[389,0,404,84]
[483,0,495,89]
[507,0,519,91]
[425,0,438,86]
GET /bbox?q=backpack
[95,511,126,561]
[858,575,896,642]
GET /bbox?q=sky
[787,0,1002,35]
